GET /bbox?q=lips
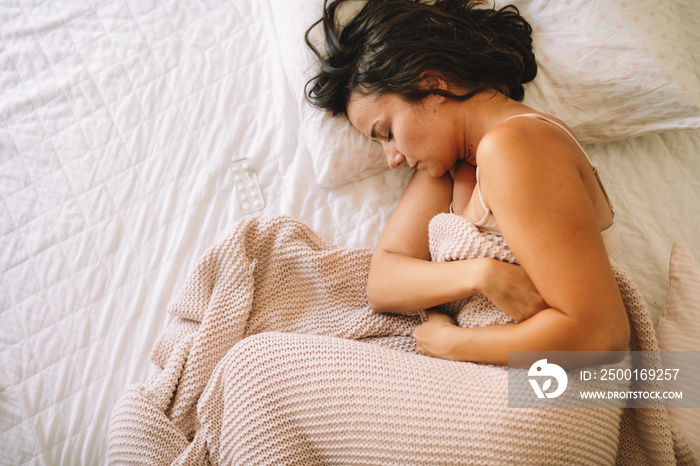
[398,152,419,170]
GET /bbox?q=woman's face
[346,91,464,177]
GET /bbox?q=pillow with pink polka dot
[273,0,700,188]
[501,0,700,143]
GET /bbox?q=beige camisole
[451,113,623,263]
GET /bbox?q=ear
[419,71,448,103]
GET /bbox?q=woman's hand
[477,258,548,323]
[413,311,459,360]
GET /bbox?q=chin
[429,167,448,178]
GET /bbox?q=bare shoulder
[472,115,628,350]
[475,115,587,217]
[476,115,582,172]
[475,114,603,263]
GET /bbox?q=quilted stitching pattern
[0,0,407,464]
[2,0,699,464]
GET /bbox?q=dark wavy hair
[305,0,537,116]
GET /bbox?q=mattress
[1,0,698,464]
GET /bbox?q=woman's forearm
[366,250,487,314]
[434,308,629,366]
[367,252,547,321]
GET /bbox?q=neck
[459,91,529,165]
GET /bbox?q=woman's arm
[414,308,617,366]
[367,167,480,313]
[368,162,547,317]
[414,119,630,362]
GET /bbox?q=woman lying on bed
[306,0,630,366]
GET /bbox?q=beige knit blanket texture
[108,215,698,465]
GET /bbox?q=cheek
[433,120,456,151]
[397,112,442,155]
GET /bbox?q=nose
[384,147,406,169]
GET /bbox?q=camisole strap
[501,113,615,218]
[473,166,499,233]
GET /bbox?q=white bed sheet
[586,130,700,327]
[0,0,698,464]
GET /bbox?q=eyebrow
[371,120,379,139]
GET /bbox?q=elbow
[365,280,387,314]
[585,327,630,367]
[557,304,630,362]
[365,253,395,314]
[599,304,631,354]
[366,249,397,314]
[366,272,406,314]
[611,325,630,352]
[582,313,631,357]
[559,317,630,369]
[602,321,630,354]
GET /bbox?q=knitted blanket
[108,215,697,465]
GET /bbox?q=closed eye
[387,130,393,142]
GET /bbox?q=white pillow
[272,0,387,188]
[274,0,700,187]
[500,0,700,143]
[656,241,700,456]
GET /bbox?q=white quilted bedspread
[1,0,699,464]
[0,1,408,464]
